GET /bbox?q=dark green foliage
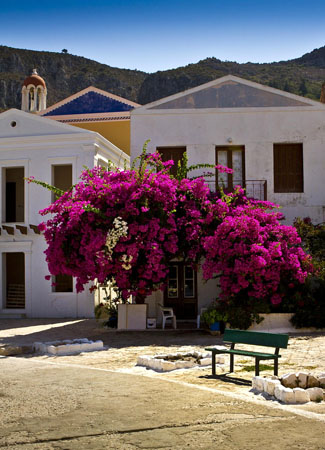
[205,296,266,330]
[2,44,325,110]
[0,45,146,110]
[299,79,307,96]
[290,218,325,329]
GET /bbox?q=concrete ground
[0,319,325,449]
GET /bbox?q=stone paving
[1,319,325,413]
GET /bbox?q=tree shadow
[0,319,225,350]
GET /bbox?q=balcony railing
[205,179,267,201]
[245,180,267,201]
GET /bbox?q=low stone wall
[252,372,325,404]
[33,338,104,355]
[249,313,325,333]
[137,351,225,372]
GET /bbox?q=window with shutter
[157,147,186,177]
[273,144,303,193]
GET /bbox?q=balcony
[205,179,267,201]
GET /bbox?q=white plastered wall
[131,107,325,224]
[131,102,325,318]
[0,109,129,318]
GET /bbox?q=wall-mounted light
[227,137,233,143]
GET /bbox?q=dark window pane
[53,274,73,292]
[157,147,186,177]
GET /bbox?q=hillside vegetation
[1,45,325,110]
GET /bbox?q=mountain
[1,45,325,111]
[0,45,146,111]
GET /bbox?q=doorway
[3,252,25,309]
[164,263,197,320]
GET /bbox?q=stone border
[137,351,225,372]
[252,372,325,404]
[33,338,104,356]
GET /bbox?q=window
[2,167,25,223]
[52,274,73,293]
[274,144,303,193]
[216,146,245,190]
[52,164,73,200]
[157,147,186,177]
[3,253,25,309]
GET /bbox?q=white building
[0,108,129,318]
[130,75,325,322]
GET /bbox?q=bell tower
[21,69,47,112]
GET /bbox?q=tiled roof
[44,91,135,116]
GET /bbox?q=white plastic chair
[158,304,177,329]
[197,307,208,328]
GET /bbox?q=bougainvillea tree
[202,188,312,306]
[30,145,312,308]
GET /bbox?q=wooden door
[164,263,197,320]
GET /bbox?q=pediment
[143,76,319,110]
[0,109,92,138]
[42,86,139,117]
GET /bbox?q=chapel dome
[23,69,46,88]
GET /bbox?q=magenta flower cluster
[37,154,312,304]
[202,200,312,305]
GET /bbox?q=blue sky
[1,0,325,73]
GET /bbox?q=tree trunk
[134,292,146,304]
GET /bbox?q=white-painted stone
[265,379,281,396]
[307,387,324,402]
[296,372,308,389]
[318,377,325,389]
[281,373,298,388]
[161,360,176,371]
[47,345,57,355]
[137,355,151,366]
[274,385,286,402]
[252,376,264,392]
[293,388,310,404]
[175,360,195,369]
[34,339,104,355]
[199,358,212,366]
[282,388,295,404]
[307,375,320,388]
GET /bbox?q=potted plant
[201,302,228,334]
[94,299,118,328]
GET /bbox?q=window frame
[0,159,29,224]
[216,146,245,191]
[156,146,186,178]
[273,143,304,193]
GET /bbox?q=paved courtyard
[0,319,325,449]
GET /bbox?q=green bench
[205,329,289,376]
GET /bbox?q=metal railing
[205,179,267,201]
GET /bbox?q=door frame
[164,262,198,320]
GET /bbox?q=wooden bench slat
[205,348,281,359]
[222,329,289,348]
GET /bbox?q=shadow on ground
[0,319,224,349]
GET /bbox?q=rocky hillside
[1,45,325,111]
[0,46,146,110]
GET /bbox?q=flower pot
[209,321,226,334]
